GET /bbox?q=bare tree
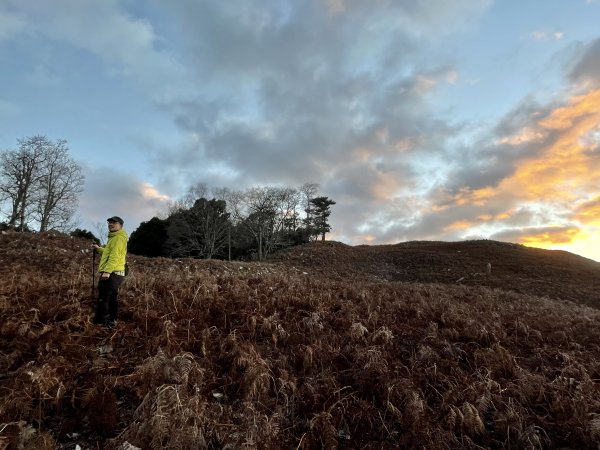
[222,187,273,261]
[93,221,108,245]
[226,186,304,260]
[1,136,84,231]
[181,182,209,210]
[299,182,319,240]
[0,136,49,229]
[35,140,84,231]
[263,187,302,254]
[280,187,302,232]
[160,182,210,219]
[166,198,229,259]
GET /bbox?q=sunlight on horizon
[522,234,600,263]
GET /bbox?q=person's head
[107,216,124,231]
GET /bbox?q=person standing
[93,216,128,328]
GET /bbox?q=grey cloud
[143,1,514,244]
[569,38,600,85]
[498,208,536,227]
[351,193,545,245]
[134,3,595,250]
[439,98,560,196]
[135,1,498,246]
[150,5,462,192]
[79,165,169,234]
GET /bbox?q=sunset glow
[1,1,599,261]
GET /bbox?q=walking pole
[91,248,96,299]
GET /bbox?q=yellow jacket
[96,229,128,273]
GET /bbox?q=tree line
[0,136,84,232]
[1,136,336,261]
[129,183,336,261]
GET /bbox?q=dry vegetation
[2,232,600,449]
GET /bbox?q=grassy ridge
[2,232,600,449]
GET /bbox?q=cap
[107,216,124,225]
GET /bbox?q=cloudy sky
[1,0,600,261]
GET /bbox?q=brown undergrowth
[2,232,600,449]
[273,240,600,307]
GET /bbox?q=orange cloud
[500,88,600,202]
[487,89,600,256]
[141,182,170,202]
[444,219,473,231]
[495,211,512,220]
[573,196,600,224]
[436,88,600,259]
[520,226,585,247]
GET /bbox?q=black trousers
[94,273,125,325]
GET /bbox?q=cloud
[528,30,565,41]
[573,196,600,224]
[1,0,184,90]
[490,225,583,246]
[78,165,171,234]
[7,0,595,259]
[144,1,486,199]
[569,38,600,87]
[131,2,600,257]
[504,89,600,202]
[426,87,600,246]
[325,78,599,251]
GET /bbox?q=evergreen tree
[310,196,336,241]
[70,228,100,244]
[129,217,169,257]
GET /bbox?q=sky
[1,0,600,261]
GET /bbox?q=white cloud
[528,30,565,41]
[3,0,185,92]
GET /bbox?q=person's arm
[92,244,109,279]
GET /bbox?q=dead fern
[304,411,337,450]
[461,402,484,436]
[350,322,368,341]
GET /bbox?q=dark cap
[107,216,124,225]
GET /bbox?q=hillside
[2,232,600,449]
[273,239,600,307]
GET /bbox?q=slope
[2,232,600,449]
[273,239,600,307]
